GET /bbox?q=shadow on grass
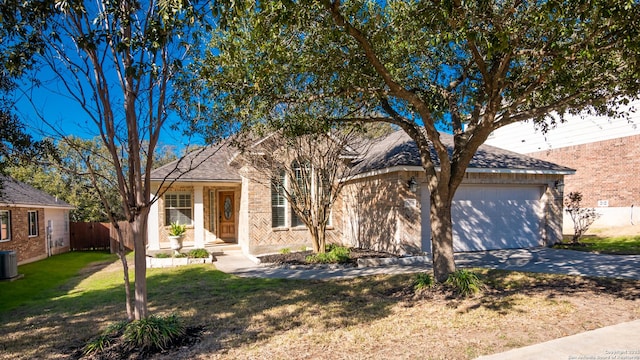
[0,264,405,359]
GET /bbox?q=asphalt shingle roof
[0,176,74,208]
[351,130,575,174]
[150,142,241,182]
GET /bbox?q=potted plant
[168,222,187,254]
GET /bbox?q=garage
[451,185,545,252]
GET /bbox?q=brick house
[0,176,74,265]
[147,130,572,255]
[485,101,640,232]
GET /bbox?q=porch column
[148,186,160,250]
[194,185,205,248]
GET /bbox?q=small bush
[414,272,434,291]
[84,321,128,355]
[188,249,210,258]
[174,253,188,258]
[306,245,350,264]
[445,269,484,297]
[123,314,185,352]
[280,248,291,254]
[155,253,171,258]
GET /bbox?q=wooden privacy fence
[70,221,134,253]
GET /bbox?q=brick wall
[527,134,640,208]
[0,207,47,264]
[244,168,344,254]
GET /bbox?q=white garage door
[451,185,545,252]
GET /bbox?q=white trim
[345,165,575,181]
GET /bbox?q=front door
[218,191,236,241]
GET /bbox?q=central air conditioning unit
[0,250,18,279]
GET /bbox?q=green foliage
[84,321,128,355]
[279,248,291,254]
[155,253,171,258]
[123,315,185,352]
[445,270,485,297]
[188,249,210,258]
[174,253,188,258]
[414,273,434,291]
[564,192,600,244]
[306,245,351,264]
[168,222,186,236]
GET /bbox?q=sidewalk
[475,319,640,360]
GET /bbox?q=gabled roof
[351,130,575,175]
[0,176,74,209]
[150,142,241,182]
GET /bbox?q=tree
[564,192,600,244]
[238,122,365,253]
[6,136,125,222]
[195,0,640,281]
[5,0,215,320]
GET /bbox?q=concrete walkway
[212,248,640,359]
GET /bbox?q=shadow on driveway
[455,248,640,280]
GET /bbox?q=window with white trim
[164,193,192,225]
[271,171,287,228]
[0,210,10,241]
[28,211,38,237]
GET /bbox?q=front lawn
[1,252,638,360]
[554,235,640,255]
[0,251,117,313]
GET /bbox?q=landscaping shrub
[565,191,600,244]
[188,249,210,258]
[123,314,185,351]
[174,253,188,258]
[414,272,434,291]
[155,253,171,258]
[280,248,291,254]
[305,245,351,264]
[445,269,484,297]
[84,321,128,355]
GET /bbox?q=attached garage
[344,130,574,255]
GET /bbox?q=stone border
[146,255,214,268]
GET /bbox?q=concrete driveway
[215,247,640,280]
[455,248,640,280]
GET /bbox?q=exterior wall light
[408,177,418,193]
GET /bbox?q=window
[0,210,10,241]
[165,193,192,225]
[28,211,38,237]
[271,172,286,228]
[290,162,310,227]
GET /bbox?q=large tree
[4,0,215,320]
[195,0,640,281]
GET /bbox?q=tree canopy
[192,0,640,281]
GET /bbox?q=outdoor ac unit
[0,251,18,279]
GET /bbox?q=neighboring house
[0,176,74,265]
[148,130,573,255]
[485,102,640,232]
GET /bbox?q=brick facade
[0,207,47,264]
[527,134,640,209]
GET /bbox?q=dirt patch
[587,225,640,237]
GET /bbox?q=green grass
[0,251,117,313]
[555,235,640,255]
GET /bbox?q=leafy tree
[4,0,215,320]
[195,0,640,281]
[239,122,366,253]
[6,136,125,222]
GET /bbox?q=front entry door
[218,191,236,241]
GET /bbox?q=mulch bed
[257,248,399,267]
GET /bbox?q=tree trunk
[131,209,149,320]
[430,196,456,283]
[114,223,134,320]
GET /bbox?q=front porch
[147,182,242,251]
